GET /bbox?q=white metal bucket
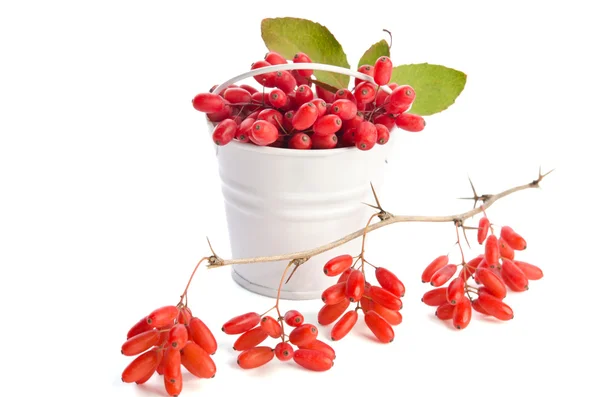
[208,63,396,300]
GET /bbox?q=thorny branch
[205,168,554,270]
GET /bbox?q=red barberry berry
[373,56,393,86]
[284,310,304,327]
[274,342,294,361]
[222,312,261,335]
[293,349,334,371]
[237,346,275,369]
[192,93,226,113]
[395,113,425,132]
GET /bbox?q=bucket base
[231,268,322,300]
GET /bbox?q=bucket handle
[210,62,394,96]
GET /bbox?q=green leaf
[357,40,390,68]
[308,78,339,94]
[261,17,350,89]
[390,63,467,116]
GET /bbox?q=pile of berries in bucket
[191,52,425,150]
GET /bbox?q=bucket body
[210,122,395,299]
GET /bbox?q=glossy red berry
[313,114,343,136]
[264,51,287,65]
[446,277,465,305]
[422,287,449,306]
[293,349,334,371]
[162,347,182,383]
[273,71,297,93]
[452,297,472,329]
[180,341,216,379]
[514,260,544,280]
[312,133,338,149]
[251,60,276,87]
[477,290,514,321]
[368,285,402,311]
[268,88,287,108]
[192,93,226,113]
[375,124,390,145]
[422,255,450,283]
[330,310,358,341]
[345,269,365,302]
[318,298,350,326]
[274,342,294,361]
[122,349,160,383]
[335,89,357,103]
[322,282,348,305]
[323,254,353,277]
[471,298,489,315]
[293,52,313,77]
[373,56,393,85]
[310,98,328,116]
[250,120,279,146]
[288,132,312,149]
[478,217,490,244]
[368,301,403,326]
[395,113,425,132]
[222,312,261,335]
[293,84,313,105]
[355,65,374,87]
[436,302,454,320]
[476,268,507,299]
[500,226,527,250]
[188,317,217,355]
[388,85,415,112]
[485,234,500,267]
[501,259,529,291]
[292,102,319,130]
[355,121,377,151]
[223,87,252,104]
[233,327,269,351]
[354,82,377,103]
[257,108,284,127]
[499,238,515,260]
[288,324,319,346]
[237,346,275,369]
[430,264,458,287]
[375,267,405,297]
[147,306,179,328]
[315,86,335,103]
[337,268,353,283]
[126,317,153,342]
[167,324,188,350]
[121,329,160,356]
[364,311,394,343]
[284,310,304,327]
[297,339,336,361]
[260,316,283,338]
[212,118,237,146]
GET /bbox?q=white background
[1,1,599,396]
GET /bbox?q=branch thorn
[370,182,383,211]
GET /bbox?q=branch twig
[206,170,553,269]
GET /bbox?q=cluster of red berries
[221,309,336,371]
[191,51,425,150]
[318,254,405,342]
[121,305,217,396]
[422,217,544,329]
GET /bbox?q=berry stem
[274,260,296,342]
[178,257,209,305]
[454,222,466,264]
[359,213,380,272]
